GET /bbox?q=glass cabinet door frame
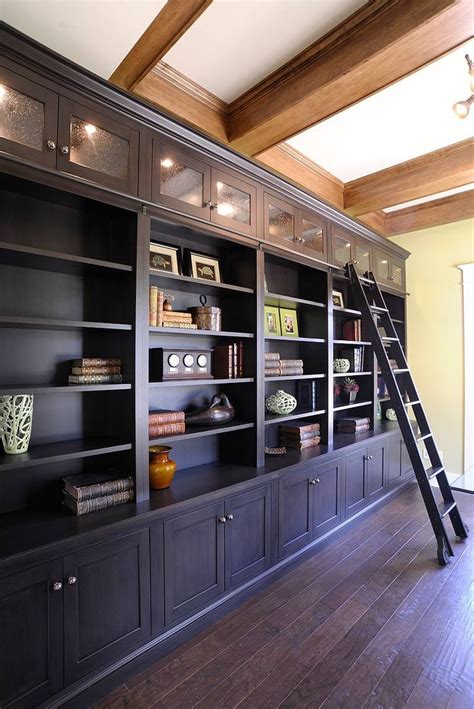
[57,96,139,195]
[152,138,211,220]
[330,225,354,270]
[353,237,373,277]
[298,208,329,263]
[390,257,405,291]
[210,166,258,237]
[0,65,58,168]
[263,191,298,248]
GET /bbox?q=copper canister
[188,295,222,331]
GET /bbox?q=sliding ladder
[346,263,469,565]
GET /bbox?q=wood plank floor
[94,485,474,709]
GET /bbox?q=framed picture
[332,290,345,308]
[279,308,299,337]
[150,242,181,274]
[185,250,221,283]
[264,306,281,336]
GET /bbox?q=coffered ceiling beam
[110,0,212,91]
[344,139,474,216]
[358,211,387,234]
[385,190,474,236]
[227,0,471,156]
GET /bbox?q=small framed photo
[332,289,345,308]
[279,308,299,337]
[185,250,221,283]
[264,306,281,336]
[150,242,181,274]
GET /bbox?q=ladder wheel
[437,538,450,566]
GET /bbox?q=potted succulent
[341,377,359,404]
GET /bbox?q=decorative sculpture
[0,394,34,454]
[185,393,235,426]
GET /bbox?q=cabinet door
[345,449,366,517]
[366,442,385,501]
[390,258,405,291]
[0,66,58,168]
[0,560,63,709]
[225,485,271,589]
[279,467,313,557]
[264,192,298,250]
[331,227,353,269]
[299,210,328,262]
[387,437,403,489]
[211,167,258,237]
[401,440,414,479]
[57,97,139,195]
[374,249,391,286]
[353,239,372,277]
[311,458,343,538]
[152,139,211,219]
[63,530,151,683]
[164,502,225,625]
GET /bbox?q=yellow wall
[390,219,474,475]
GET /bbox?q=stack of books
[214,342,244,378]
[149,409,185,439]
[68,358,123,385]
[342,319,362,341]
[336,416,371,434]
[149,287,197,329]
[265,352,304,377]
[341,346,365,373]
[62,472,134,515]
[279,421,321,449]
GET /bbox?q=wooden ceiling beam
[344,139,474,216]
[110,0,212,91]
[385,190,474,236]
[358,211,387,234]
[227,0,471,156]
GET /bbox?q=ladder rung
[438,501,457,519]
[428,466,444,479]
[417,433,432,442]
[393,368,409,374]
[382,337,399,342]
[370,305,388,313]
[404,400,420,407]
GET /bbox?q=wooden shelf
[333,371,372,377]
[150,269,254,295]
[333,306,361,316]
[265,335,325,343]
[150,327,253,338]
[265,373,326,382]
[149,421,254,444]
[0,241,133,275]
[265,292,325,309]
[150,378,254,388]
[0,439,133,472]
[333,340,372,346]
[265,408,326,425]
[334,400,373,412]
[0,383,132,394]
[0,316,132,331]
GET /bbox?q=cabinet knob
[67,576,77,585]
[389,276,395,281]
[300,238,306,244]
[60,146,69,155]
[47,139,56,150]
[353,260,359,264]
[225,513,234,521]
[218,516,226,524]
[309,479,316,485]
[52,581,62,592]
[364,455,374,461]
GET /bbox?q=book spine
[72,358,121,367]
[213,345,233,378]
[160,313,193,321]
[264,352,280,361]
[337,417,370,425]
[69,374,123,384]
[279,430,320,441]
[337,426,370,433]
[232,342,238,378]
[162,322,198,329]
[65,489,134,515]
[74,477,135,502]
[280,437,321,449]
[238,341,244,377]
[71,366,121,375]
[280,423,320,435]
[265,368,281,376]
[149,422,186,437]
[280,359,304,367]
[149,411,185,424]
[157,290,164,328]
[149,286,158,327]
[279,368,304,375]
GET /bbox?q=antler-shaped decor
[0,395,34,454]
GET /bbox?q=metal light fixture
[453,54,474,118]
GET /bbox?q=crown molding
[152,61,228,117]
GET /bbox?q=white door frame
[458,263,474,474]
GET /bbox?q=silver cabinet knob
[353,260,359,264]
[47,139,56,150]
[389,276,395,281]
[225,513,234,521]
[60,146,69,155]
[52,581,62,592]
[309,479,316,485]
[218,516,226,524]
[67,576,77,585]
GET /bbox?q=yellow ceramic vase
[149,446,177,490]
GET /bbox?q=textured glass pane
[355,244,370,274]
[160,157,204,207]
[70,117,129,179]
[392,263,403,285]
[376,254,390,280]
[334,235,351,266]
[302,219,324,254]
[268,204,294,242]
[216,181,250,224]
[0,84,44,149]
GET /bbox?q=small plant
[342,377,359,393]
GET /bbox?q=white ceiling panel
[384,184,474,213]
[163,0,366,102]
[2,0,167,78]
[288,41,474,182]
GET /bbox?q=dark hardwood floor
[94,485,474,709]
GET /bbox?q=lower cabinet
[345,442,386,518]
[163,484,272,626]
[0,560,63,709]
[279,458,342,558]
[389,439,414,489]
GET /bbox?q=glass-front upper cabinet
[374,250,391,285]
[391,258,405,290]
[0,67,58,168]
[57,98,139,195]
[299,210,328,262]
[210,168,257,237]
[331,227,354,269]
[374,250,405,291]
[264,193,298,247]
[353,240,372,277]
